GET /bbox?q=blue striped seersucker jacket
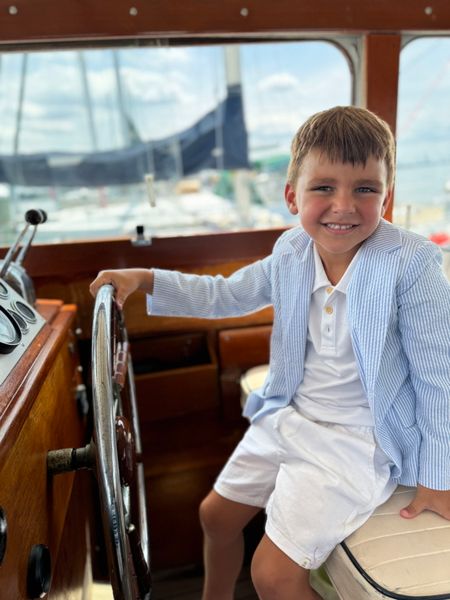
[149,219,450,490]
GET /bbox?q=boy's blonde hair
[287,106,396,187]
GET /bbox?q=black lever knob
[27,544,52,598]
[0,507,7,566]
[25,209,47,225]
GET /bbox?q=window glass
[396,37,450,253]
[0,41,351,244]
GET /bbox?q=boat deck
[92,566,258,599]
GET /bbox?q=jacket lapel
[279,232,315,395]
[347,221,402,410]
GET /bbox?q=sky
[395,37,450,207]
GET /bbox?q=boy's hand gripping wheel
[47,284,151,600]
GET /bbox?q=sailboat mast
[223,46,251,224]
[77,52,98,151]
[112,50,131,147]
[13,53,28,159]
[10,53,28,219]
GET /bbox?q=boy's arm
[398,243,450,499]
[400,484,450,520]
[89,257,273,318]
[149,258,272,319]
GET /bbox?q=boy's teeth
[326,224,354,230]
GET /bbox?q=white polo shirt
[293,244,373,426]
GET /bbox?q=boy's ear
[285,183,298,215]
[381,187,393,216]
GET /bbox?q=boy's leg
[199,490,261,600]
[251,534,321,600]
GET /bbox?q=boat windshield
[0,40,351,244]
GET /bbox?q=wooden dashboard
[0,300,91,599]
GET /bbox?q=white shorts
[214,405,396,569]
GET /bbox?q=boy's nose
[331,193,355,213]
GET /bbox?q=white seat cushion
[240,364,269,409]
[325,485,450,599]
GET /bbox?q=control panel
[0,278,46,385]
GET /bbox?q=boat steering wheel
[91,284,151,600]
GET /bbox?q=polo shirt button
[326,286,333,294]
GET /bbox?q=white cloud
[257,72,301,93]
[247,64,349,136]
[119,67,192,105]
[152,47,191,65]
[247,111,301,133]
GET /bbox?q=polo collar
[312,243,361,294]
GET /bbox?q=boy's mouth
[322,223,358,230]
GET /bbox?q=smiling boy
[90,106,450,600]
[285,150,391,284]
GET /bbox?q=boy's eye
[355,186,377,193]
[312,185,333,192]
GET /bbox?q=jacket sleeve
[147,256,273,319]
[397,242,450,489]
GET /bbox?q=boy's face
[285,150,391,273]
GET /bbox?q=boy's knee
[251,564,312,599]
[251,557,277,598]
[199,493,225,538]
[251,551,283,596]
[251,541,312,598]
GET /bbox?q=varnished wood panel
[218,325,271,420]
[362,34,401,222]
[363,35,401,134]
[48,472,92,600]
[136,364,219,422]
[218,325,272,370]
[133,333,219,421]
[0,0,449,46]
[147,465,215,569]
[0,325,86,598]
[0,229,285,277]
[0,304,77,464]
